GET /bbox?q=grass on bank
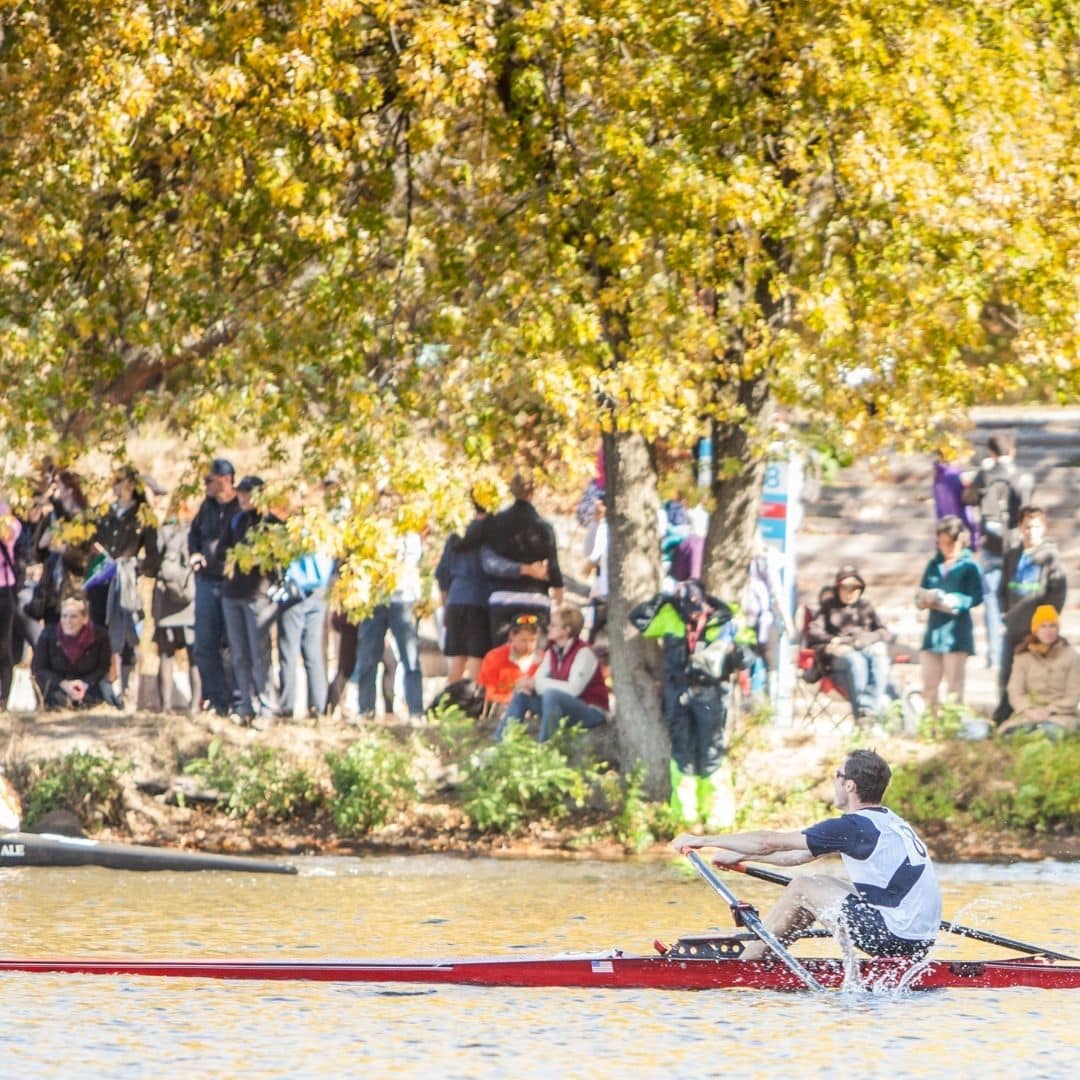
[7,709,1080,851]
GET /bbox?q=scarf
[58,621,96,666]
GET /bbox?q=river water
[1,856,1078,1078]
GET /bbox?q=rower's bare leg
[741,875,854,961]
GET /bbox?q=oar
[721,861,1080,963]
[684,850,824,991]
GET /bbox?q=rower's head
[834,749,891,809]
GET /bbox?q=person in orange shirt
[477,613,544,706]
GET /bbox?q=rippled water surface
[2,857,1079,1077]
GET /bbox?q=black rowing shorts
[840,894,934,960]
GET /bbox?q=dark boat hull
[0,832,296,874]
[1,954,1078,990]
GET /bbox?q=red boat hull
[2,954,1079,990]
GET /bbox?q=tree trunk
[603,428,669,798]
[702,372,774,601]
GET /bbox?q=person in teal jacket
[916,515,984,710]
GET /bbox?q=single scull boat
[1,951,1078,991]
[0,831,297,874]
[2,855,1075,991]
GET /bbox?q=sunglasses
[512,614,541,627]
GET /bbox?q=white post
[758,456,803,728]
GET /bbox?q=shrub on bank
[327,733,417,836]
[459,721,600,834]
[888,733,1080,834]
[184,740,322,823]
[18,750,128,830]
[970,733,1080,831]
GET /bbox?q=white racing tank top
[804,807,941,941]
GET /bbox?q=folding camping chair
[791,602,856,729]
[792,597,920,730]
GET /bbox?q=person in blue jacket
[916,515,984,710]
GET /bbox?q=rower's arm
[702,845,814,868]
[743,848,816,867]
[673,829,811,860]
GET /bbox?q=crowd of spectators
[805,431,1076,738]
[0,459,589,736]
[2,430,1074,753]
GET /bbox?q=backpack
[156,527,195,607]
[976,472,1023,556]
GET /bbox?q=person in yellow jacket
[1002,605,1080,737]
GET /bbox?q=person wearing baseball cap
[805,564,893,721]
[207,458,235,478]
[187,456,239,715]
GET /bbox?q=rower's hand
[671,833,706,853]
[709,848,745,867]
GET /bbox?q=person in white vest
[674,749,940,962]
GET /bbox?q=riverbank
[1,706,1076,863]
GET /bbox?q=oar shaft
[721,861,1080,963]
[685,851,824,992]
[939,920,1079,963]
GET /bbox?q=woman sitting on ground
[1001,605,1080,737]
[32,595,118,710]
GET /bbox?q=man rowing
[674,749,941,962]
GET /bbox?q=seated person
[497,606,609,742]
[32,595,119,710]
[1001,605,1080,737]
[805,564,892,720]
[477,613,544,707]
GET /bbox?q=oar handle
[724,861,793,888]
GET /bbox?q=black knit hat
[835,564,865,589]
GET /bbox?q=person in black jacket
[32,595,119,709]
[187,457,239,714]
[455,474,563,644]
[805,565,892,721]
[88,465,160,709]
[994,506,1067,724]
[221,476,282,722]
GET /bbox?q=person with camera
[915,515,983,710]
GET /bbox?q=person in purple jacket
[0,499,23,709]
[931,450,978,550]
